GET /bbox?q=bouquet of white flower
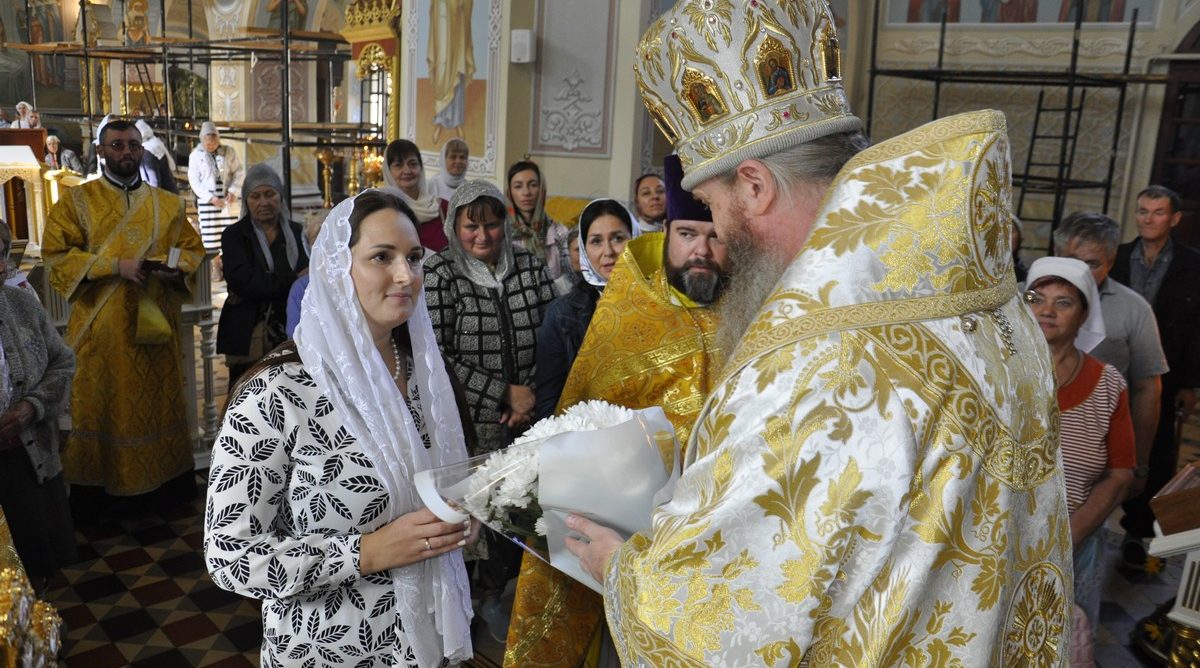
[415,401,679,592]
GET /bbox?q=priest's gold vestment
[42,178,205,495]
[603,111,1072,667]
[505,232,721,667]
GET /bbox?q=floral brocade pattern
[602,111,1071,667]
[505,234,721,668]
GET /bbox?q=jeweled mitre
[636,0,862,189]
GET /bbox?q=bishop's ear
[732,159,778,218]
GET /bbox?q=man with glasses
[1054,211,1168,568]
[40,118,206,512]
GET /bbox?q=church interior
[3,0,1200,665]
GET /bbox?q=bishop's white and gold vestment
[603,110,1071,667]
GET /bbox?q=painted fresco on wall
[403,0,501,175]
[253,0,313,31]
[0,0,83,112]
[890,0,1155,22]
[410,0,489,154]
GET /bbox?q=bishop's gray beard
[715,224,790,357]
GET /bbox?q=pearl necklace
[390,338,402,381]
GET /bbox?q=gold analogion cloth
[0,509,62,667]
[603,111,1072,667]
[504,232,722,667]
[42,178,205,495]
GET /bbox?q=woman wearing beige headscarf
[505,159,574,296]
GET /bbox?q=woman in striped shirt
[1026,257,1135,655]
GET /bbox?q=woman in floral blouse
[204,190,480,667]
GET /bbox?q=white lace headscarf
[383,142,443,222]
[577,198,640,289]
[293,190,473,666]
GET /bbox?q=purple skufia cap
[664,154,712,224]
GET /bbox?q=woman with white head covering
[11,102,34,129]
[384,139,449,252]
[533,198,637,421]
[217,164,308,383]
[136,118,176,171]
[430,138,469,202]
[188,121,244,252]
[205,189,479,668]
[1025,256,1134,658]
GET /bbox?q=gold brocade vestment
[42,179,205,495]
[504,233,721,667]
[603,111,1073,667]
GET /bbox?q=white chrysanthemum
[563,400,636,430]
[455,400,636,536]
[534,517,548,536]
[493,446,538,509]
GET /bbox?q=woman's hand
[359,507,471,575]
[0,400,35,444]
[503,384,535,427]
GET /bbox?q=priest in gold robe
[565,4,1072,667]
[42,119,205,499]
[505,154,729,667]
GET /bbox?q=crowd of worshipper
[5,3,1200,664]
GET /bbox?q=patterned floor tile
[131,578,188,607]
[65,642,128,667]
[163,613,224,647]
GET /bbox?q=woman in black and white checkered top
[424,180,555,455]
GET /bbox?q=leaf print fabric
[204,360,433,667]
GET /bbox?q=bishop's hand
[564,514,624,584]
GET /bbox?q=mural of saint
[1059,0,1124,21]
[907,0,961,22]
[125,0,149,45]
[428,0,474,144]
[981,0,1038,21]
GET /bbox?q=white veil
[293,190,473,666]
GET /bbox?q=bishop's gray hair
[722,131,870,201]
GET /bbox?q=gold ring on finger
[424,538,432,551]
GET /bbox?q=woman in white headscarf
[1026,256,1134,660]
[11,101,34,129]
[430,138,469,202]
[136,118,176,172]
[205,189,479,668]
[384,139,450,253]
[533,198,637,420]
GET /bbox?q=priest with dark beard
[503,153,729,667]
